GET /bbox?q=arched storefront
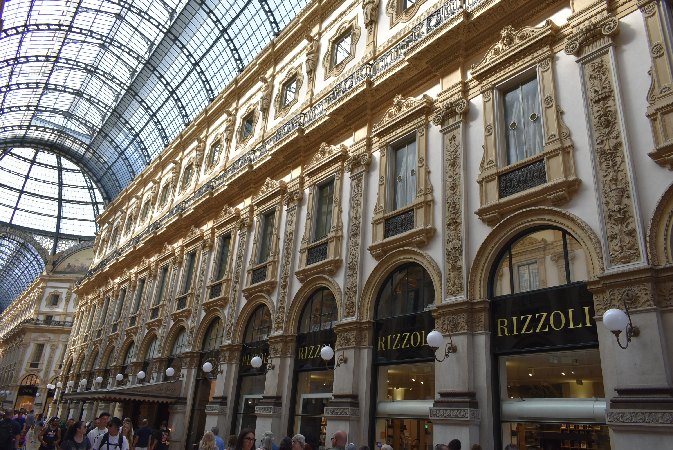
[370,263,436,450]
[188,318,224,450]
[233,304,272,433]
[289,287,337,450]
[15,374,39,411]
[489,227,610,450]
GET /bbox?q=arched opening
[488,227,609,449]
[233,304,272,434]
[187,318,224,450]
[100,347,114,389]
[16,374,40,411]
[141,335,160,381]
[167,327,187,376]
[289,288,338,448]
[120,342,136,386]
[371,263,436,450]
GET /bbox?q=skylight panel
[12,207,58,230]
[60,218,97,236]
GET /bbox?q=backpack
[0,419,15,448]
[99,433,123,450]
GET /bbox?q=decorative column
[216,343,242,437]
[566,7,673,449]
[324,322,370,446]
[172,351,199,450]
[167,400,188,450]
[429,84,486,448]
[255,335,294,440]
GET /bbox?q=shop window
[50,293,59,306]
[322,18,360,80]
[388,138,417,211]
[373,264,436,449]
[235,305,272,433]
[370,95,434,259]
[292,371,334,450]
[516,261,539,293]
[471,22,579,225]
[181,163,194,191]
[501,77,544,165]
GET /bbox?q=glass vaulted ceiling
[0,0,310,310]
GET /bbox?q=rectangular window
[30,343,45,368]
[132,278,145,313]
[208,143,221,168]
[333,30,352,66]
[181,251,196,295]
[159,184,171,206]
[282,77,297,107]
[389,139,417,211]
[99,296,110,326]
[516,261,539,293]
[113,288,126,322]
[242,114,254,139]
[214,234,232,281]
[313,179,334,241]
[154,266,169,306]
[50,293,59,306]
[181,164,193,190]
[256,210,275,264]
[140,199,150,221]
[503,76,543,164]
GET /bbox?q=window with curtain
[256,210,275,264]
[313,179,334,241]
[503,76,543,165]
[389,139,417,211]
[181,251,196,295]
[214,234,231,281]
[132,278,145,313]
[154,266,169,305]
[112,288,127,322]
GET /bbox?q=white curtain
[393,140,416,210]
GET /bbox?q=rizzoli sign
[491,283,598,354]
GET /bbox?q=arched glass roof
[0,233,45,312]
[0,0,310,309]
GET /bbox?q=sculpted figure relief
[363,0,378,30]
[305,35,318,81]
[259,77,271,119]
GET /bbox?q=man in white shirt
[95,417,129,450]
[87,412,110,448]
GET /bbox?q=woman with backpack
[60,421,91,450]
[38,417,60,450]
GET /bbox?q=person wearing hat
[94,417,128,450]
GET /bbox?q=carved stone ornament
[607,410,673,425]
[322,17,361,80]
[373,94,434,137]
[253,178,288,203]
[363,0,379,31]
[274,202,298,331]
[564,13,619,57]
[305,35,319,82]
[386,0,427,28]
[431,98,468,127]
[582,56,642,266]
[259,76,271,120]
[471,20,560,80]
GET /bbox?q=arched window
[244,306,272,343]
[490,227,588,297]
[202,319,224,352]
[123,342,136,366]
[88,349,99,370]
[20,374,39,386]
[376,263,434,319]
[298,288,337,333]
[145,336,160,360]
[171,328,188,356]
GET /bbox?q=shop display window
[293,371,334,450]
[375,418,433,450]
[378,362,434,401]
[503,422,611,450]
[502,349,604,399]
[236,374,265,432]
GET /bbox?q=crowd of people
[2,409,521,450]
[0,410,170,450]
[203,428,520,450]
